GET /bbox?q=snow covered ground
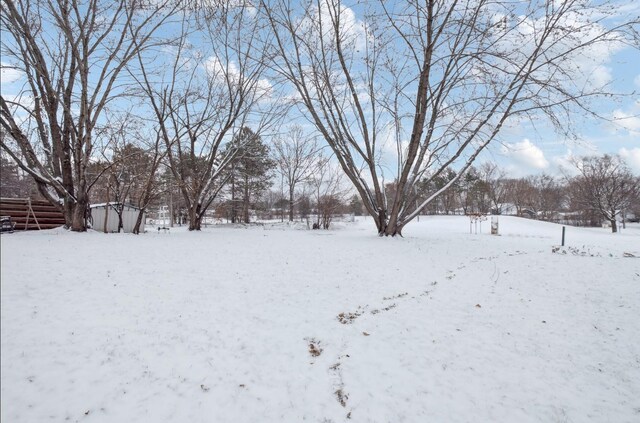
[1,216,639,422]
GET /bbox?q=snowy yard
[1,216,639,423]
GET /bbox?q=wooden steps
[0,198,65,230]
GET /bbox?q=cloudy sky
[295,0,640,177]
[484,32,640,176]
[1,0,639,177]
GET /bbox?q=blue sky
[1,0,639,178]
[273,0,640,177]
[480,22,640,177]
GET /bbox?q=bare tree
[0,0,179,230]
[272,125,321,221]
[95,117,138,232]
[503,178,537,217]
[262,0,639,235]
[134,2,278,230]
[530,174,564,220]
[569,155,639,233]
[83,111,165,233]
[130,128,165,234]
[478,162,508,214]
[308,153,346,229]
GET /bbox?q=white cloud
[300,2,369,52]
[501,139,549,170]
[0,62,24,89]
[590,65,613,88]
[204,56,272,99]
[611,108,640,136]
[204,56,239,82]
[550,149,581,176]
[0,94,34,126]
[1,93,34,111]
[619,147,640,174]
[488,5,625,93]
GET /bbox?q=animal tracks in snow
[305,338,323,358]
[318,265,475,417]
[336,281,441,326]
[326,283,442,415]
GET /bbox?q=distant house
[492,203,517,215]
[89,203,144,233]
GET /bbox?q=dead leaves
[335,388,348,407]
[370,303,397,315]
[337,311,362,324]
[382,292,408,301]
[308,342,323,357]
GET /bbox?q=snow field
[1,216,639,422]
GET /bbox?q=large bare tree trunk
[262,0,639,236]
[62,198,74,230]
[133,210,145,235]
[231,172,238,223]
[72,184,89,232]
[189,203,202,231]
[288,186,295,222]
[0,0,178,231]
[243,176,250,223]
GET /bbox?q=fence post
[491,216,499,235]
[561,226,566,247]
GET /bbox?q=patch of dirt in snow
[334,388,348,407]
[382,292,408,301]
[336,310,363,324]
[339,287,436,323]
[552,245,602,257]
[328,354,351,416]
[370,303,397,315]
[306,338,323,357]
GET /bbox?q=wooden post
[28,199,41,230]
[561,226,566,246]
[491,216,499,235]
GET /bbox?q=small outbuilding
[89,203,145,233]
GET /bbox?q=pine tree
[224,128,276,223]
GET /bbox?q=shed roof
[90,202,142,210]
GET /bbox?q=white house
[89,203,145,233]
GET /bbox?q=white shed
[90,203,145,233]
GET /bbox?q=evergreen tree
[224,128,276,223]
[349,194,363,216]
